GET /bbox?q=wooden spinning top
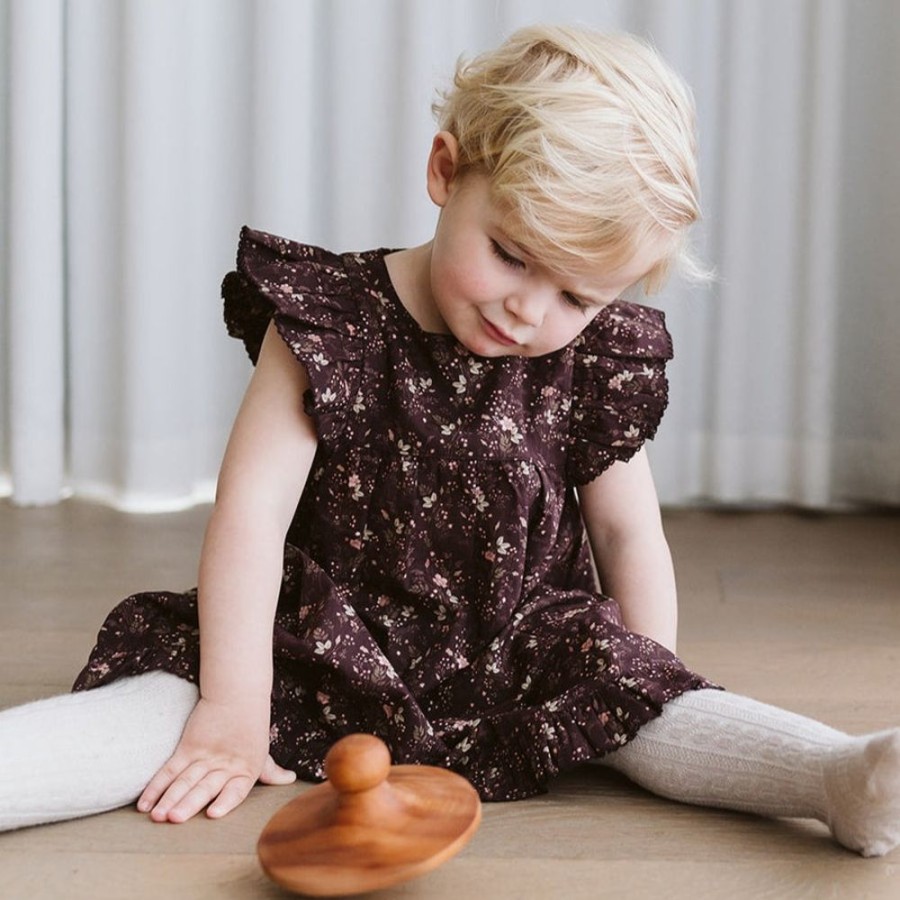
[257,734,482,896]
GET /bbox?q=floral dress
[74,226,712,801]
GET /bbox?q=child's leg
[0,670,198,831]
[600,688,900,857]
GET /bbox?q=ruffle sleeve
[221,226,364,445]
[566,300,673,485]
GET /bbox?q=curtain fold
[1,0,899,510]
[6,0,66,505]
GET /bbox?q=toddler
[1,24,898,857]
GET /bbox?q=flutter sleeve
[221,226,364,444]
[566,300,674,485]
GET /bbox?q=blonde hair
[434,24,709,293]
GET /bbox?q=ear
[426,131,461,207]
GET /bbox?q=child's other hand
[136,696,296,823]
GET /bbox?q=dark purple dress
[74,227,712,801]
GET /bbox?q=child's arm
[138,321,319,823]
[576,448,678,654]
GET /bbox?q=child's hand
[136,696,296,823]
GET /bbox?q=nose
[504,289,551,328]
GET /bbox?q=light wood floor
[1,500,899,898]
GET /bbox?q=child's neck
[383,243,450,335]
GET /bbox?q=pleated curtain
[2,0,899,511]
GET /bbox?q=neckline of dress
[368,249,461,343]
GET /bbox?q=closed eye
[492,236,605,313]
[490,239,525,269]
[562,292,590,312]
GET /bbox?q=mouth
[481,316,519,347]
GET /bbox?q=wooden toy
[258,733,482,896]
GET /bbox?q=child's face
[426,146,666,358]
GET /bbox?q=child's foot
[824,728,900,857]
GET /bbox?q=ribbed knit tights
[0,671,198,831]
[601,688,900,857]
[2,678,898,855]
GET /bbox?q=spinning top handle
[324,733,393,793]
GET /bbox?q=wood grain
[257,734,481,895]
[1,500,899,899]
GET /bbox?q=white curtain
[1,0,898,510]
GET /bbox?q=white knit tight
[0,671,198,831]
[2,678,899,856]
[602,688,900,857]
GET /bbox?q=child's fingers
[163,769,236,823]
[205,775,256,819]
[259,754,297,785]
[147,760,219,822]
[138,753,191,812]
[138,748,277,823]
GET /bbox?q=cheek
[534,311,597,354]
[434,256,491,302]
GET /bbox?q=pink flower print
[608,371,635,391]
[433,573,449,589]
[498,416,523,444]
